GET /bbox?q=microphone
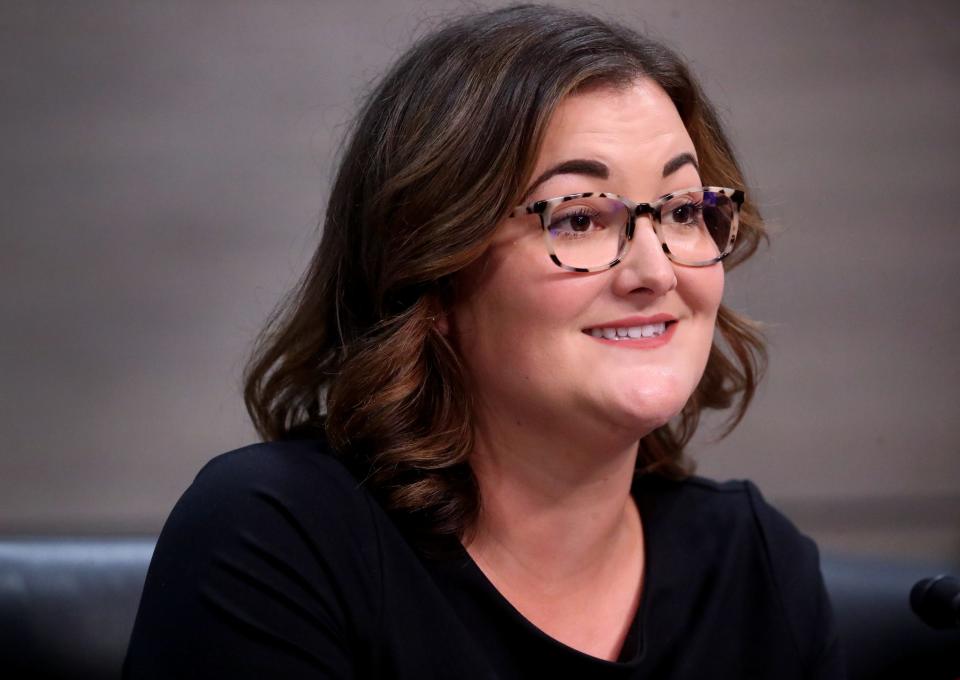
[910,574,960,630]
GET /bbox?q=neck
[464,405,644,586]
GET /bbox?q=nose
[609,216,677,297]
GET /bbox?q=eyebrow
[524,152,700,200]
[524,159,608,198]
[662,152,699,177]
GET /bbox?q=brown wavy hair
[243,4,767,543]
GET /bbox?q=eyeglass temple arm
[509,200,548,220]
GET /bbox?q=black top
[124,439,845,679]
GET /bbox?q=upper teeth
[590,323,667,339]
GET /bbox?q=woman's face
[449,79,724,443]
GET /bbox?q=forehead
[531,79,695,187]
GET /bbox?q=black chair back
[0,537,155,680]
[1,537,958,679]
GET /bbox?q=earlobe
[431,278,458,337]
[434,311,450,336]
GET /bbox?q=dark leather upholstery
[0,537,155,680]
[821,555,960,679]
[0,537,957,679]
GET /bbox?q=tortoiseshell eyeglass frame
[509,186,745,273]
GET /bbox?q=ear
[434,309,450,336]
[430,279,455,337]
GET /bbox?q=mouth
[582,319,678,341]
[583,314,677,347]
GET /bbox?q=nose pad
[613,216,677,296]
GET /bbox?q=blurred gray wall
[2,0,958,564]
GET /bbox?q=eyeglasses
[510,186,744,272]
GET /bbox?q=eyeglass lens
[546,190,735,268]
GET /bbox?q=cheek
[449,246,602,392]
[678,264,724,321]
[456,238,599,337]
[454,273,590,368]
[674,264,724,387]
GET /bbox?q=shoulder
[639,474,768,536]
[161,438,382,570]
[645,474,822,593]
[192,438,365,501]
[188,439,368,507]
[679,477,821,585]
[127,440,386,675]
[641,474,841,672]
[642,474,809,544]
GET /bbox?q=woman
[125,5,844,678]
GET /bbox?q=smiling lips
[583,315,678,347]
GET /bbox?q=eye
[568,214,593,232]
[661,198,704,227]
[669,202,701,224]
[548,207,605,238]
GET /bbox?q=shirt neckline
[447,477,661,668]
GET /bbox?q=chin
[623,404,681,436]
[611,379,695,435]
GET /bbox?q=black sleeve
[123,443,382,679]
[746,481,847,680]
